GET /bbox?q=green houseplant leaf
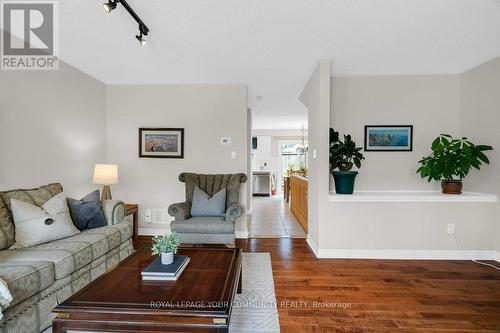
[417,134,493,182]
[329,128,365,172]
[151,232,181,256]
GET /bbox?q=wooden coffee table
[52,246,242,333]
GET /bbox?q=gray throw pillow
[67,190,107,230]
[190,186,226,217]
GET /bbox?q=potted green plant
[329,129,365,194]
[417,134,493,194]
[151,232,181,265]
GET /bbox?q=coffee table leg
[237,269,242,294]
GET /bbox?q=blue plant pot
[332,171,358,194]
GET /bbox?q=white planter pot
[161,252,174,265]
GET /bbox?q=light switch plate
[231,151,236,159]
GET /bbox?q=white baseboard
[494,251,500,262]
[306,235,319,257]
[236,230,249,239]
[315,249,499,261]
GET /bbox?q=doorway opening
[249,125,308,238]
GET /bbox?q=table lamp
[93,164,118,200]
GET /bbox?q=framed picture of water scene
[364,125,413,152]
[139,128,184,158]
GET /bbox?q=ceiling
[59,0,500,129]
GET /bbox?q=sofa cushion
[171,217,234,234]
[0,260,54,310]
[0,239,134,328]
[11,193,80,248]
[0,183,63,250]
[0,222,132,279]
[67,190,107,230]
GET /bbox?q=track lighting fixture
[102,0,150,45]
[136,31,146,46]
[103,0,117,13]
[136,23,148,46]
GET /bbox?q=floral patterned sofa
[0,183,134,333]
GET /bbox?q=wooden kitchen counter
[290,175,308,233]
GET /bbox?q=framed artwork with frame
[139,128,184,158]
[364,125,413,152]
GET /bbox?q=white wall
[323,201,496,256]
[300,60,331,252]
[331,75,460,191]
[0,61,107,198]
[460,56,500,253]
[252,136,273,171]
[106,84,249,236]
[252,129,307,138]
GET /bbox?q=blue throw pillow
[67,190,107,230]
[190,186,226,217]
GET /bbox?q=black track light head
[136,32,146,46]
[103,0,117,13]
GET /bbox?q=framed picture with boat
[139,128,184,158]
[364,125,413,152]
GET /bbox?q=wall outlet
[231,151,236,159]
[145,208,152,223]
[447,223,455,234]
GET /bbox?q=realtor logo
[1,0,59,70]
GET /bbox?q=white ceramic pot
[161,252,174,265]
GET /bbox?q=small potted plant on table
[330,129,365,194]
[417,134,493,194]
[151,232,181,265]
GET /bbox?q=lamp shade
[93,164,118,185]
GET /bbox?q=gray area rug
[229,253,280,333]
[43,252,280,333]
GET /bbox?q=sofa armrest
[102,200,126,225]
[168,202,192,221]
[225,203,244,222]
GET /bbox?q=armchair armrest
[225,203,244,222]
[168,202,192,221]
[102,200,126,225]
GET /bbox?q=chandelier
[296,124,308,154]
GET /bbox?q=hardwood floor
[237,238,500,333]
[135,237,500,332]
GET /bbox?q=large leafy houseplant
[417,134,493,194]
[329,129,364,172]
[152,232,181,265]
[329,129,365,194]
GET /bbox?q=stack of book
[141,255,190,281]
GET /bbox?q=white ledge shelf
[328,191,498,203]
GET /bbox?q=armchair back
[178,173,247,208]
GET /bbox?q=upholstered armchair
[168,173,247,244]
